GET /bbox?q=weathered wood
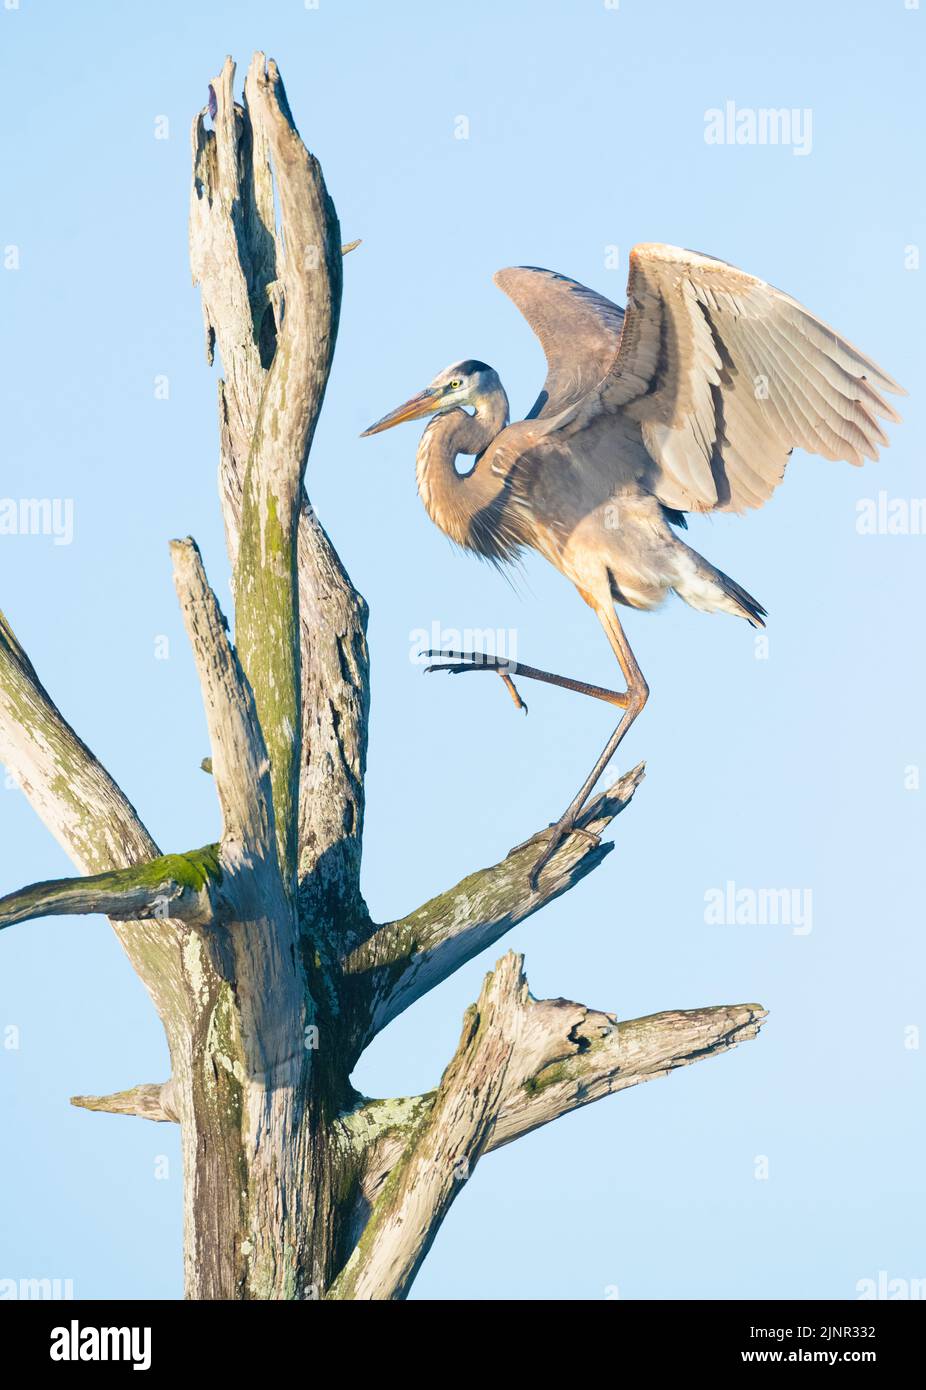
[71,1083,179,1123]
[170,537,275,862]
[0,849,222,931]
[169,530,314,1297]
[0,609,193,1025]
[295,501,370,934]
[190,57,368,926]
[487,999,768,1151]
[231,57,341,889]
[331,953,528,1300]
[350,998,769,1190]
[334,953,768,1299]
[346,764,645,1037]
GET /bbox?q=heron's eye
[448,378,463,391]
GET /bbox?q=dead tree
[0,55,766,1300]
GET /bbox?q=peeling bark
[0,52,767,1301]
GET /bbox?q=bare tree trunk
[0,53,766,1301]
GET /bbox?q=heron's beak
[360,387,441,437]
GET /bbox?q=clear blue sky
[0,0,922,1300]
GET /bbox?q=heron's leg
[422,649,632,717]
[526,605,648,890]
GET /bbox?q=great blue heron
[362,244,903,885]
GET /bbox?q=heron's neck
[415,388,510,549]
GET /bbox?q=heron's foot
[422,649,528,714]
[423,648,632,713]
[512,816,602,891]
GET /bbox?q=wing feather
[494,246,903,517]
[493,266,624,417]
[600,243,903,511]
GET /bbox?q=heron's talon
[511,818,602,889]
[422,649,529,714]
[529,831,565,891]
[499,672,528,714]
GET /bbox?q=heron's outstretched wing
[597,243,904,513]
[494,266,624,418]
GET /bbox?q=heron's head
[360,360,500,436]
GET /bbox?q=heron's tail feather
[714,569,767,628]
[670,544,767,628]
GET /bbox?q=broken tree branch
[230,55,342,888]
[71,1082,179,1123]
[0,848,223,932]
[345,764,645,1037]
[0,611,159,878]
[295,503,369,924]
[487,998,768,1152]
[340,955,767,1299]
[190,56,368,928]
[170,537,275,863]
[330,952,529,1300]
[0,609,195,1025]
